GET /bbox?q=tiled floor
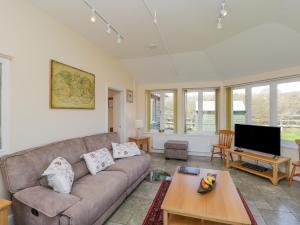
[105,153,300,225]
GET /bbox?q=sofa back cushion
[83,133,120,152]
[0,138,87,194]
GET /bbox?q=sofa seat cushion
[64,171,127,225]
[13,186,80,217]
[106,153,151,187]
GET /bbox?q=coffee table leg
[163,210,168,225]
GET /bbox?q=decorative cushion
[80,148,114,175]
[112,142,141,159]
[41,157,74,194]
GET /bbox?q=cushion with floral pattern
[81,148,114,175]
[41,157,74,194]
[112,142,141,159]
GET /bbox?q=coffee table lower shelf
[168,214,226,225]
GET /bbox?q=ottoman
[164,140,189,160]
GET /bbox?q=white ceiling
[31,0,300,83]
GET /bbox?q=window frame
[0,57,11,154]
[231,77,300,149]
[184,88,217,135]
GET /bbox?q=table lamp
[135,120,144,137]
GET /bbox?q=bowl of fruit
[197,173,217,193]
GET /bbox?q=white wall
[0,0,136,198]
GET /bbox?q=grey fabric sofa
[0,133,151,225]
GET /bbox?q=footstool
[164,140,189,160]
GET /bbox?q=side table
[0,199,11,225]
[128,136,151,153]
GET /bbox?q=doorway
[107,87,125,142]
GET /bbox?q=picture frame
[50,60,95,109]
[127,89,133,103]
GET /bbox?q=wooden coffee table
[161,168,251,225]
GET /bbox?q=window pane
[185,91,198,132]
[232,89,246,127]
[163,92,174,132]
[277,81,300,141]
[202,91,216,132]
[251,85,270,126]
[150,92,160,130]
[150,91,175,132]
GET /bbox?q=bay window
[229,78,300,145]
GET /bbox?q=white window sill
[144,131,217,137]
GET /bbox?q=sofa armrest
[14,186,80,217]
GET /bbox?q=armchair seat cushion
[13,186,80,217]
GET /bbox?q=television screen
[234,124,281,156]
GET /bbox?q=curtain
[173,90,178,133]
[145,90,151,131]
[226,87,232,130]
[215,88,220,132]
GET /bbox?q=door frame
[104,83,126,143]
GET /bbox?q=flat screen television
[234,124,281,156]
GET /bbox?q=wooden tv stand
[226,149,290,185]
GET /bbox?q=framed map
[50,60,95,109]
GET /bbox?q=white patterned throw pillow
[81,148,114,175]
[42,157,74,194]
[112,142,141,159]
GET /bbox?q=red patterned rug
[142,180,257,225]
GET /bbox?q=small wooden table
[226,149,290,185]
[128,136,151,153]
[0,199,11,225]
[161,168,251,225]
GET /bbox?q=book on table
[178,166,200,175]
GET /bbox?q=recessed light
[149,43,157,49]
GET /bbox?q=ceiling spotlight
[117,34,122,44]
[149,43,157,49]
[217,17,222,29]
[90,8,96,22]
[220,2,228,17]
[106,24,112,34]
[154,10,158,24]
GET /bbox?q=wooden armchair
[288,139,300,186]
[211,130,234,161]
